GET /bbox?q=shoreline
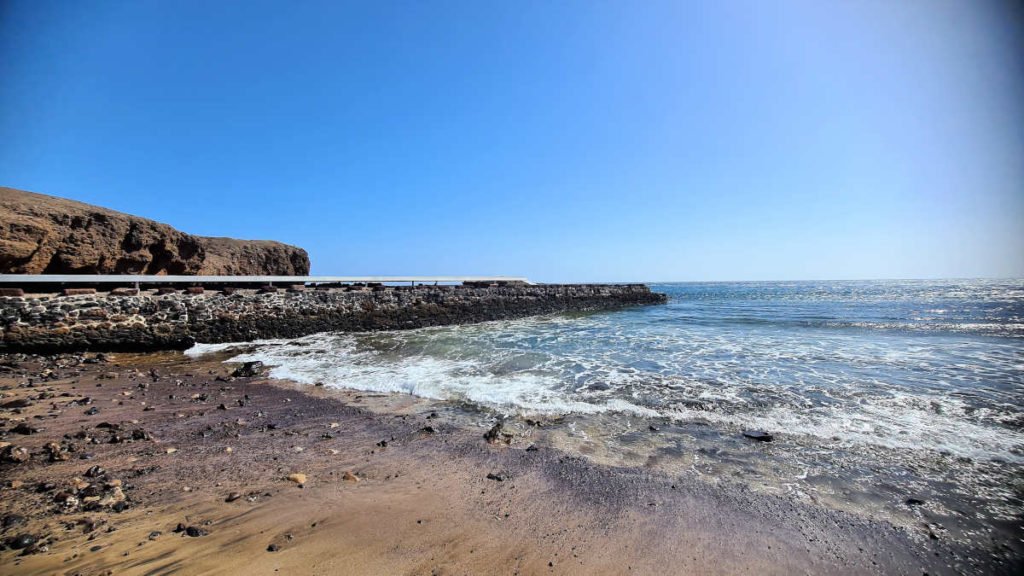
[1,350,1010,575]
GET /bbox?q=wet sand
[0,352,1011,575]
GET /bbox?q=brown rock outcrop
[0,187,309,275]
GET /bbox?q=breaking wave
[188,279,1024,463]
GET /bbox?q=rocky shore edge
[0,283,667,353]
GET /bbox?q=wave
[186,280,1024,464]
[188,327,1024,463]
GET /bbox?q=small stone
[165,447,178,454]
[1,446,30,464]
[148,531,161,540]
[185,526,208,537]
[2,514,26,530]
[742,430,773,442]
[287,473,307,485]
[44,442,69,461]
[7,533,36,550]
[905,498,925,506]
[231,362,268,378]
[85,465,106,478]
[10,423,38,435]
[342,471,359,483]
[225,492,242,502]
[484,421,512,444]
[267,543,280,552]
[486,473,505,482]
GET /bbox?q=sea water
[189,279,1023,554]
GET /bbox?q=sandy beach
[0,350,1006,576]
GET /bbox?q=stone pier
[0,284,667,353]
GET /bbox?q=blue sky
[1,1,1021,282]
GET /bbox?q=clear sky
[1,1,1021,282]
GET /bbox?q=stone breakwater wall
[0,284,667,353]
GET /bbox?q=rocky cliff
[0,187,309,275]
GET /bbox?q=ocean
[190,279,1023,553]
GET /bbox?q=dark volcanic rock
[742,430,774,442]
[6,533,36,550]
[231,362,269,379]
[484,421,512,445]
[84,465,106,478]
[175,524,208,537]
[10,423,38,435]
[0,186,309,275]
[1,445,30,463]
[1,514,26,531]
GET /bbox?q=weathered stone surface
[0,187,309,275]
[0,284,666,353]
